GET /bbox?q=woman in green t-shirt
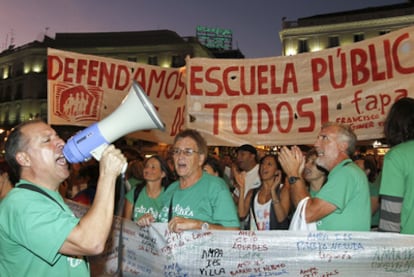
[123,155,174,223]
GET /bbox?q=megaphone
[63,81,165,167]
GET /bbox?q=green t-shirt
[315,159,371,231]
[125,186,165,221]
[0,181,89,277]
[380,140,414,234]
[159,172,240,228]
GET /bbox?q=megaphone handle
[121,163,128,174]
[90,143,128,174]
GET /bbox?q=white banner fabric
[185,26,414,145]
[88,218,414,277]
[47,26,414,146]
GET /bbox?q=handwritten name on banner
[88,220,414,277]
[65,201,414,277]
[47,26,414,146]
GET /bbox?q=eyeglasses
[171,148,199,156]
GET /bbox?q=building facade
[279,1,414,56]
[0,29,244,155]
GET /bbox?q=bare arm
[278,146,308,206]
[271,182,291,223]
[235,170,252,219]
[238,189,253,220]
[168,217,239,232]
[278,146,336,223]
[371,195,380,216]
[123,198,133,221]
[60,145,126,256]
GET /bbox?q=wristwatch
[201,222,210,231]
[288,176,300,185]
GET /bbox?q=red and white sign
[47,48,186,144]
[47,26,414,146]
[185,27,414,146]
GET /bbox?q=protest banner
[66,175,414,277]
[47,48,186,144]
[47,26,414,146]
[185,26,414,146]
[86,217,414,277]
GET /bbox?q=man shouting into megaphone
[0,120,126,276]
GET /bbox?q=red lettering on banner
[281,63,298,93]
[48,55,62,80]
[297,98,316,132]
[164,71,181,99]
[47,55,130,89]
[87,60,99,85]
[258,65,268,94]
[329,51,347,89]
[351,89,407,114]
[99,63,115,88]
[258,103,272,133]
[240,66,255,95]
[232,104,253,134]
[114,65,129,90]
[63,58,75,82]
[206,67,222,96]
[133,67,146,88]
[368,44,386,81]
[147,70,166,97]
[312,32,414,91]
[311,58,327,91]
[276,101,293,133]
[205,103,228,134]
[223,66,239,96]
[189,64,298,96]
[76,59,87,84]
[133,67,186,100]
[190,66,203,95]
[393,33,414,74]
[205,96,329,135]
[170,106,186,136]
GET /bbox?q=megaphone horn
[63,81,165,165]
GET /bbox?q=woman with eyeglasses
[139,129,240,232]
[237,154,291,230]
[124,155,173,225]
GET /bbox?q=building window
[7,65,12,78]
[172,55,185,68]
[298,39,309,53]
[148,56,158,66]
[5,85,12,101]
[14,62,24,76]
[379,30,390,36]
[328,36,339,48]
[354,33,364,42]
[15,83,23,100]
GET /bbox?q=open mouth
[56,155,67,166]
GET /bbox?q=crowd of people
[0,97,413,275]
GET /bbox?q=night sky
[0,0,405,58]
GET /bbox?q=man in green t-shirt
[279,122,371,231]
[0,120,126,276]
[139,129,240,232]
[379,97,414,234]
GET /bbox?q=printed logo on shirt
[134,205,159,219]
[173,204,194,217]
[67,256,84,268]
